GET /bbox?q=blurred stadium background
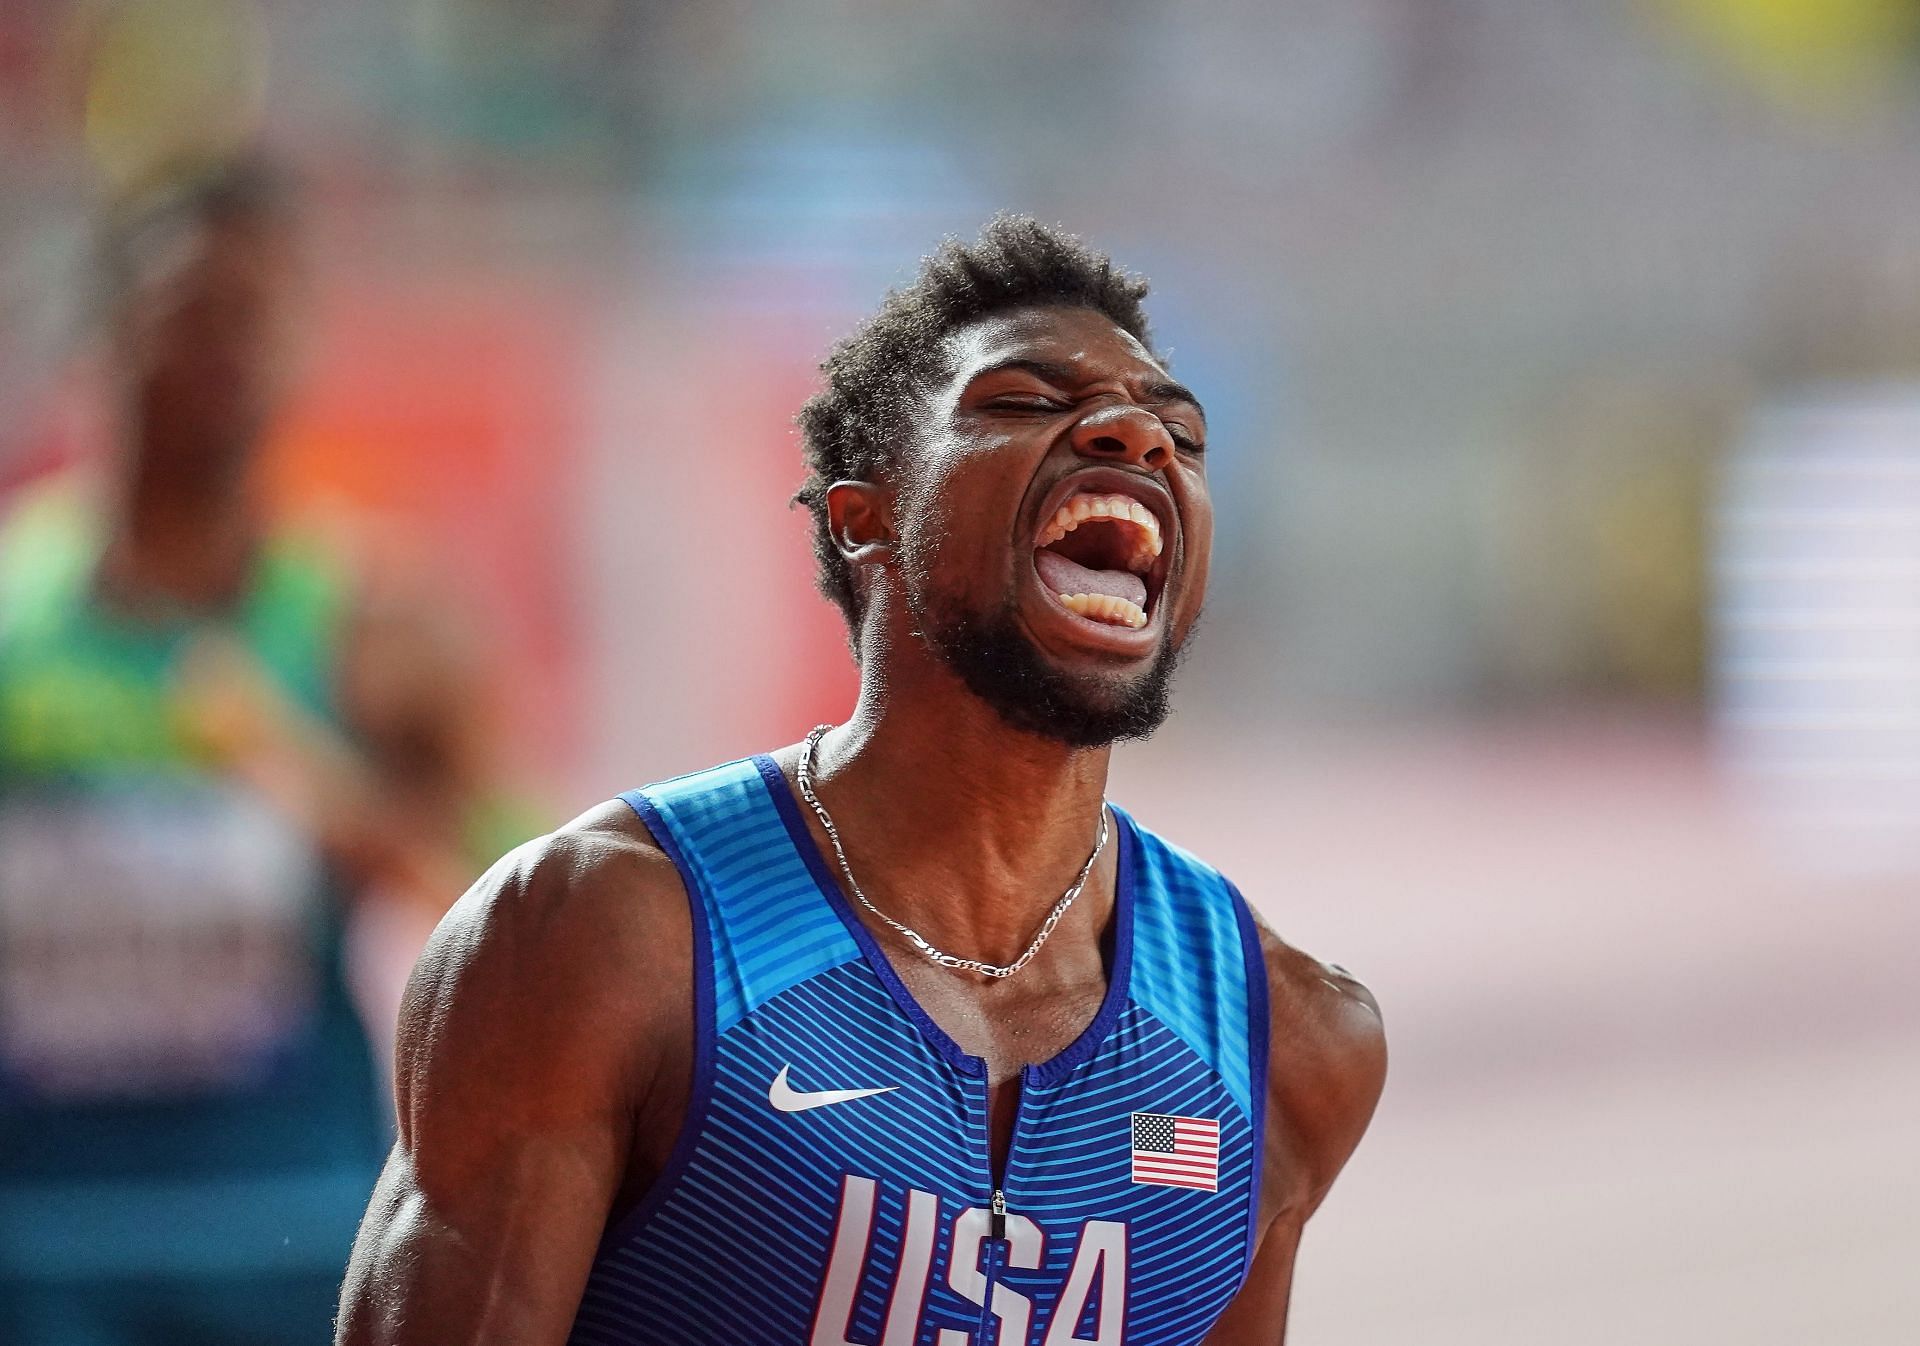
[3,1,1917,1341]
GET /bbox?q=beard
[907,583,1187,749]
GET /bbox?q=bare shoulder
[339,799,693,1342]
[407,798,686,1021]
[452,796,683,937]
[395,798,693,1147]
[1250,914,1386,1078]
[1245,908,1387,1215]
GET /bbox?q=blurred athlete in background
[339,217,1386,1345]
[0,160,511,1344]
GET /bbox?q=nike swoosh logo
[768,1064,900,1113]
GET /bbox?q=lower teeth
[1057,592,1148,628]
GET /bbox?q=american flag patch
[1130,1111,1220,1191]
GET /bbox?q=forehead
[940,306,1169,390]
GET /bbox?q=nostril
[1090,436,1127,456]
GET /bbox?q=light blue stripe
[1123,817,1257,1122]
[638,759,858,1033]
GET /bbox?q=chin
[920,595,1184,750]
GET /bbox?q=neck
[806,633,1115,963]
[103,443,260,610]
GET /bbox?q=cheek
[893,478,975,591]
[905,454,1023,567]
[906,500,1011,591]
[1180,500,1216,601]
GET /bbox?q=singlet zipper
[984,1066,1027,1239]
[979,1064,1031,1337]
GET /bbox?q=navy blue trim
[593,788,718,1254]
[1226,878,1271,1285]
[751,755,984,1076]
[1021,804,1137,1085]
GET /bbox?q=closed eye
[1168,426,1204,454]
[988,394,1068,412]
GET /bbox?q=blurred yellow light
[1654,0,1920,111]
[79,0,268,193]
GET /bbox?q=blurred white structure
[1714,387,1920,876]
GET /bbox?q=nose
[1068,402,1175,472]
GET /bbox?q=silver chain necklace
[796,724,1109,979]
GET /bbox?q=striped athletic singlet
[569,755,1270,1346]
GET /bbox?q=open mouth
[1033,491,1165,630]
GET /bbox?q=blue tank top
[569,755,1269,1346]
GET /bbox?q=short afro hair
[795,214,1156,636]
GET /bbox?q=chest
[592,767,1268,1343]
[594,959,1258,1346]
[623,954,1108,1183]
[890,957,1110,1169]
[0,639,185,771]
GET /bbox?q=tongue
[1035,547,1148,608]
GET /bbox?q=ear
[824,479,895,566]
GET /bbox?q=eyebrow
[974,357,1207,422]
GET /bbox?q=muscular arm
[1205,925,1388,1346]
[334,805,692,1345]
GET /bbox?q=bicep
[1202,1215,1302,1346]
[1204,929,1387,1345]
[337,835,675,1344]
[1259,931,1388,1215]
[336,1127,624,1345]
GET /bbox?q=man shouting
[338,215,1386,1346]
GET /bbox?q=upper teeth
[1036,493,1164,572]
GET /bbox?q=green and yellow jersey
[0,479,386,1284]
